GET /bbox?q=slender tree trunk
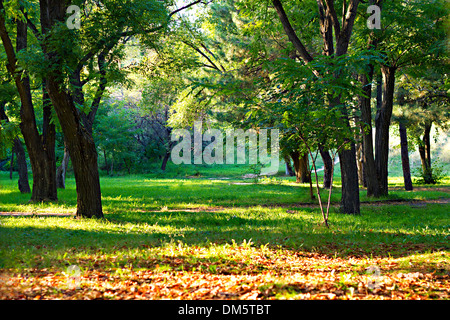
[161,139,174,171]
[103,149,108,171]
[399,122,413,191]
[423,120,432,170]
[418,120,433,183]
[0,103,31,193]
[273,0,361,214]
[356,140,365,187]
[375,65,397,196]
[161,151,171,171]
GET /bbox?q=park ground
[0,164,449,300]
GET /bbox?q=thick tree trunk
[375,65,396,196]
[46,78,103,218]
[318,145,333,189]
[399,122,413,191]
[338,142,361,214]
[290,151,311,183]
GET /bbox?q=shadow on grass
[1,205,448,272]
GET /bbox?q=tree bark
[359,68,381,197]
[0,103,31,193]
[418,120,433,183]
[399,122,413,191]
[46,78,103,218]
[356,140,365,187]
[290,151,311,183]
[375,65,396,196]
[338,142,361,214]
[318,145,333,189]
[284,155,295,176]
[13,138,31,193]
[9,150,13,179]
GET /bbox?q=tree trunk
[13,138,31,193]
[375,65,396,196]
[359,68,381,197]
[338,142,361,214]
[423,120,432,170]
[318,145,333,189]
[418,120,433,183]
[9,149,13,179]
[284,155,295,176]
[356,140,365,187]
[161,151,171,171]
[399,122,413,191]
[40,0,103,218]
[290,151,311,183]
[0,103,31,193]
[273,0,361,214]
[46,78,103,218]
[56,143,70,189]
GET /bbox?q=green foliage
[94,101,141,174]
[413,159,447,185]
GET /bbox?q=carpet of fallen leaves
[0,246,449,300]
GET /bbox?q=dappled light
[0,0,449,304]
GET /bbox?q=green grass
[1,170,449,272]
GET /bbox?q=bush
[413,159,446,184]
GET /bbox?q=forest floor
[0,174,449,300]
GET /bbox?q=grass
[0,169,449,300]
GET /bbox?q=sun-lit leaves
[0,246,448,300]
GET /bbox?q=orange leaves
[0,248,449,300]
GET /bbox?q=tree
[396,68,450,184]
[270,0,362,214]
[0,2,57,201]
[3,0,201,218]
[0,98,31,193]
[369,0,447,195]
